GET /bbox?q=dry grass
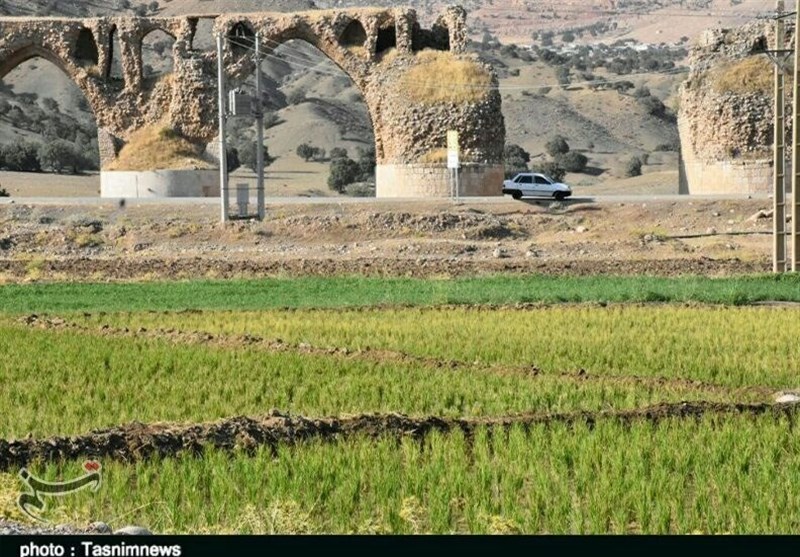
[711,56,772,95]
[402,51,493,104]
[106,125,213,172]
[418,148,448,163]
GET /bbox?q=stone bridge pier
[0,6,505,197]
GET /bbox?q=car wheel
[512,191,522,200]
[553,192,566,201]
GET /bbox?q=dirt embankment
[0,199,774,282]
[2,403,798,471]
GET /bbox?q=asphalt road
[0,193,773,207]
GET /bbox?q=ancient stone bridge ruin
[679,22,789,195]
[0,6,505,197]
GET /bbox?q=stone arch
[0,43,106,127]
[0,44,77,81]
[140,28,176,79]
[0,46,103,175]
[233,35,380,187]
[228,21,256,57]
[105,25,124,80]
[376,22,397,55]
[187,17,216,52]
[339,19,367,48]
[73,28,99,66]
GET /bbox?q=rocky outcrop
[0,6,505,197]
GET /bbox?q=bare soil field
[0,197,774,282]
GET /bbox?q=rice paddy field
[1,275,800,534]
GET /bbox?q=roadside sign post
[447,130,460,201]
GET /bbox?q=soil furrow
[1,402,798,470]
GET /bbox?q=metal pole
[775,0,787,272]
[793,5,800,271]
[217,35,229,223]
[255,34,265,221]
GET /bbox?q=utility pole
[794,5,800,271]
[775,0,787,272]
[255,34,265,221]
[216,34,229,224]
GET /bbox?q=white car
[502,173,572,200]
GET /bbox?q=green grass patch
[8,417,800,533]
[1,274,799,314]
[0,324,738,439]
[73,305,800,391]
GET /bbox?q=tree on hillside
[625,155,643,177]
[329,147,348,161]
[236,140,275,173]
[38,140,84,174]
[328,156,361,193]
[556,66,571,89]
[355,146,376,180]
[504,143,530,177]
[0,141,41,172]
[555,151,588,173]
[530,161,566,183]
[296,143,316,162]
[545,135,570,157]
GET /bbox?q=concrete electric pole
[775,0,787,272]
[255,34,266,221]
[794,4,800,271]
[217,34,230,224]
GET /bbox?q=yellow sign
[447,131,459,153]
[447,131,459,169]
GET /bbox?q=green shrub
[0,140,42,172]
[328,157,362,193]
[554,151,588,173]
[296,143,316,162]
[38,140,86,174]
[545,135,570,157]
[625,156,643,177]
[236,140,275,173]
[531,161,566,182]
[504,144,530,178]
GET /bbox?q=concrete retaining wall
[679,158,774,195]
[100,170,219,198]
[376,164,504,198]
